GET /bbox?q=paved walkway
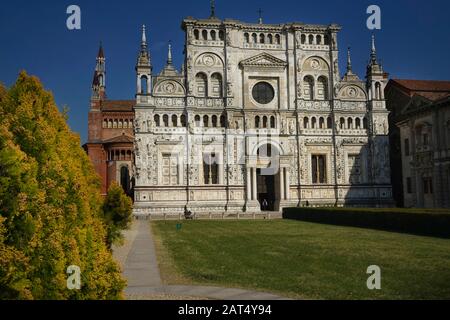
[113,219,291,300]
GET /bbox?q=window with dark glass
[252,82,275,104]
[423,177,433,194]
[312,155,327,184]
[404,138,410,156]
[406,177,412,194]
[203,153,219,185]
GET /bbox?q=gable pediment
[239,53,287,69]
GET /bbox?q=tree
[102,183,133,249]
[0,72,125,300]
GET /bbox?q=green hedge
[283,207,450,238]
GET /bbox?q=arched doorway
[256,143,281,211]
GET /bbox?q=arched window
[113,119,118,129]
[304,117,309,129]
[252,33,257,43]
[203,115,209,128]
[348,118,353,129]
[212,115,218,128]
[211,73,223,97]
[316,35,322,45]
[301,34,306,44]
[275,34,281,44]
[219,30,224,41]
[363,117,369,129]
[268,34,273,44]
[263,116,268,128]
[319,117,325,129]
[317,76,329,100]
[327,117,332,129]
[119,120,124,129]
[140,76,148,94]
[308,34,314,44]
[303,76,314,100]
[257,144,277,158]
[340,118,346,129]
[181,115,186,127]
[324,34,330,45]
[312,117,317,129]
[124,120,129,129]
[108,120,113,129]
[220,115,226,128]
[195,73,208,97]
[255,116,260,128]
[103,119,108,128]
[172,115,178,127]
[163,115,169,127]
[154,115,160,127]
[260,34,265,44]
[244,33,249,43]
[270,116,276,129]
[375,82,382,100]
[211,30,216,40]
[356,118,361,129]
[202,30,208,40]
[195,115,201,126]
[120,166,130,195]
[194,29,200,40]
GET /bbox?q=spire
[97,42,105,59]
[347,47,352,73]
[167,42,173,65]
[92,43,106,100]
[137,24,151,68]
[258,9,263,24]
[141,25,147,51]
[210,0,216,18]
[370,34,377,63]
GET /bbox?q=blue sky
[0,0,449,143]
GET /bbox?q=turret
[366,35,388,102]
[91,43,106,104]
[136,25,152,97]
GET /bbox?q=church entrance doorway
[257,168,277,211]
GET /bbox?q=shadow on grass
[283,207,450,239]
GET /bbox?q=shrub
[283,207,450,238]
[0,72,125,299]
[102,183,133,248]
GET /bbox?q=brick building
[83,45,135,196]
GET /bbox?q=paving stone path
[113,219,291,300]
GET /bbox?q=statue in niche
[297,81,302,98]
[134,118,141,133]
[226,32,232,46]
[227,82,233,97]
[281,118,287,134]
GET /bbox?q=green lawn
[152,220,450,300]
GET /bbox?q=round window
[252,82,275,104]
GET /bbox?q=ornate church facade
[132,12,393,217]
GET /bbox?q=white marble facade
[133,16,393,217]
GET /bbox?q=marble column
[285,168,290,200]
[280,167,285,201]
[246,167,251,201]
[252,168,257,201]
